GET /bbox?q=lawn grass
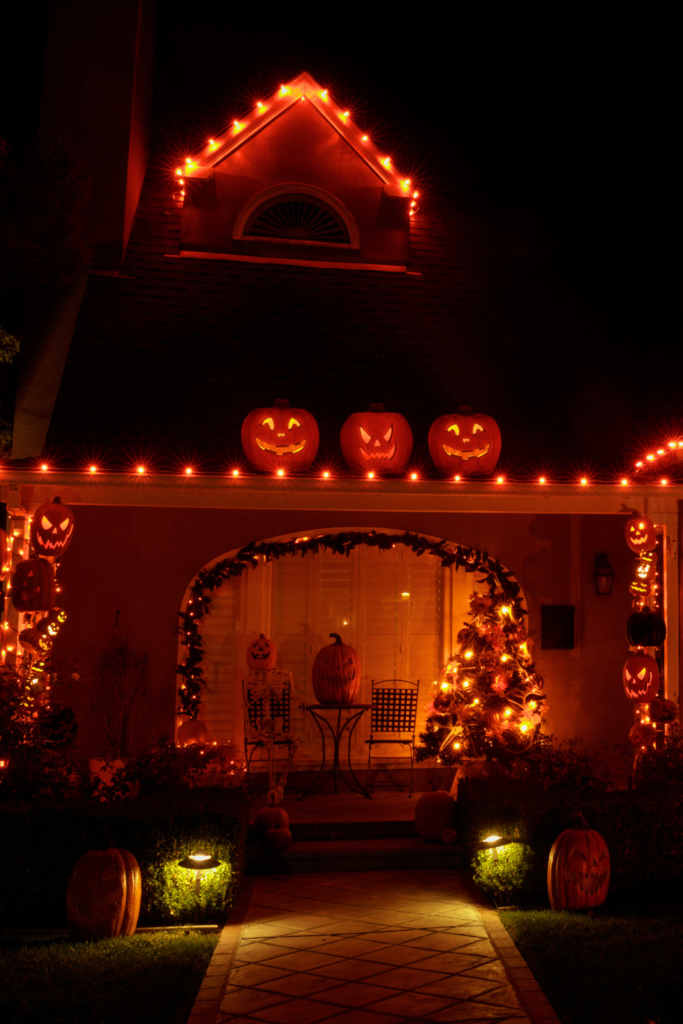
[0,930,219,1024]
[501,888,683,1024]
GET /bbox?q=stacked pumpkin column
[623,514,679,764]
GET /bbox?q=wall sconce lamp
[592,554,616,596]
[178,852,221,923]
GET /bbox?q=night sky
[2,3,679,468]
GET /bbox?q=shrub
[507,735,615,792]
[0,787,249,927]
[473,843,536,904]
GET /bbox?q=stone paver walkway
[189,869,560,1024]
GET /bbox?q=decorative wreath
[177,530,524,719]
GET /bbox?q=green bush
[0,787,249,927]
[458,776,683,902]
[472,842,535,904]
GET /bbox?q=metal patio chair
[366,678,420,796]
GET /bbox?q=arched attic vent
[234,185,359,249]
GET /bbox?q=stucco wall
[54,506,635,759]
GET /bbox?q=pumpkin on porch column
[30,498,75,557]
[66,848,141,940]
[311,634,361,704]
[241,399,319,472]
[649,698,678,724]
[624,514,657,553]
[626,607,667,647]
[547,817,610,910]
[340,404,413,474]
[11,557,56,612]
[622,654,660,702]
[428,407,502,476]
[246,634,277,671]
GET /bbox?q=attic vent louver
[244,195,350,245]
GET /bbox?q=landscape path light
[178,852,221,923]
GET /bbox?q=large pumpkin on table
[340,404,413,474]
[241,399,319,472]
[66,848,141,940]
[547,817,610,910]
[428,407,501,476]
[311,634,361,705]
[246,634,277,671]
[30,497,75,557]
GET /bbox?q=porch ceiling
[2,472,679,516]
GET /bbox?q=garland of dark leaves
[177,531,524,719]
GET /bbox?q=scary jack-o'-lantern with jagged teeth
[340,404,413,474]
[241,399,319,472]
[623,653,660,701]
[30,498,75,557]
[428,407,502,476]
[12,557,57,612]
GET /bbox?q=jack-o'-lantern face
[649,698,678,724]
[636,550,657,580]
[629,578,650,599]
[241,400,319,472]
[12,558,56,612]
[565,844,610,895]
[625,515,657,553]
[340,405,413,474]
[246,633,277,671]
[31,499,75,557]
[428,407,502,476]
[623,653,659,701]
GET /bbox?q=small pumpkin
[625,514,657,553]
[629,578,650,599]
[414,789,456,843]
[263,827,292,852]
[311,633,361,705]
[626,607,666,648]
[66,848,141,940]
[629,722,656,746]
[428,406,502,477]
[241,399,319,473]
[11,557,56,612]
[547,816,610,911]
[340,404,413,474]
[254,806,289,837]
[649,698,678,724]
[247,634,277,671]
[622,654,660,702]
[177,719,208,745]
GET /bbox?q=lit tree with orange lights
[415,585,547,766]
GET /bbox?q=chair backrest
[243,679,291,734]
[370,679,419,735]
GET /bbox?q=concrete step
[247,837,463,875]
[290,820,418,842]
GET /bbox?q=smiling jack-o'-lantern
[625,514,657,553]
[636,550,657,580]
[12,557,56,612]
[311,633,361,704]
[340,404,413,474]
[246,633,277,671]
[241,400,319,472]
[428,407,502,476]
[623,653,660,701]
[547,817,610,910]
[30,498,75,557]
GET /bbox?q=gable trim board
[168,252,417,273]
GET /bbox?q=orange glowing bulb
[669,441,677,448]
[342,110,349,117]
[496,476,505,484]
[646,454,655,461]
[40,463,48,471]
[381,157,391,168]
[185,467,193,476]
[538,476,546,484]
[257,101,264,109]
[277,468,285,477]
[621,478,628,485]
[231,469,240,477]
[322,471,330,478]
[137,465,146,475]
[362,134,368,141]
[580,477,588,485]
[208,138,215,146]
[367,471,375,479]
[410,472,418,480]
[175,167,182,175]
[454,474,461,482]
[413,191,419,198]
[661,478,668,485]
[321,90,328,99]
[89,465,97,474]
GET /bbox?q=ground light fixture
[178,852,221,923]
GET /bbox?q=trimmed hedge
[0,787,250,927]
[457,776,683,900]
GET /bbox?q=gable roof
[176,71,418,201]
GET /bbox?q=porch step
[247,837,463,875]
[290,819,418,842]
